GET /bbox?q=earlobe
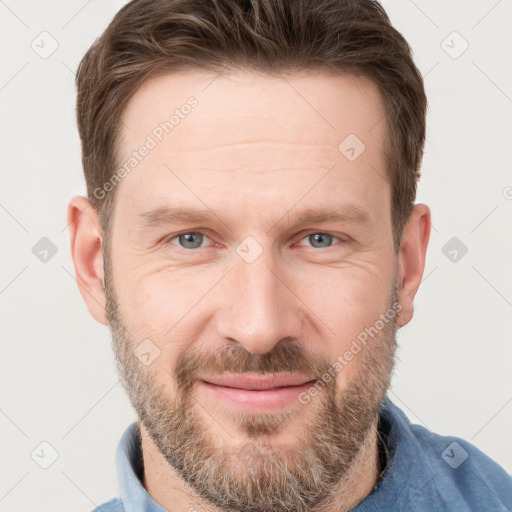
[67,195,108,325]
[395,204,431,329]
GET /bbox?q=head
[68,1,431,511]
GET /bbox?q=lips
[201,373,316,390]
[198,374,318,412]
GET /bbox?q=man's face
[104,70,400,511]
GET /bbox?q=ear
[396,203,431,328]
[67,195,108,325]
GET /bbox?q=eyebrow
[138,206,212,227]
[292,205,371,227]
[136,204,371,230]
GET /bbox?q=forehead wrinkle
[155,141,341,176]
[174,140,335,153]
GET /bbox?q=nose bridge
[216,240,300,354]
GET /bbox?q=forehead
[115,69,389,224]
[120,68,386,151]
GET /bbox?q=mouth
[198,374,317,412]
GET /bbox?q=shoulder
[410,422,512,510]
[374,399,512,511]
[90,497,124,512]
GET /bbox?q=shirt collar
[115,421,167,512]
[352,397,436,511]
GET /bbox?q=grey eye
[305,233,338,248]
[171,232,207,249]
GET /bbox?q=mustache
[174,340,333,389]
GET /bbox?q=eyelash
[162,230,347,251]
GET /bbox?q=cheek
[118,271,208,357]
[301,264,393,354]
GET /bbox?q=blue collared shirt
[92,397,512,511]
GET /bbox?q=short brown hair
[76,0,427,253]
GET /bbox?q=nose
[215,251,304,355]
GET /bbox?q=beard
[104,257,398,512]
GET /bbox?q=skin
[67,69,431,511]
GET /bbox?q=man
[67,0,512,511]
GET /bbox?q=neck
[312,419,382,511]
[141,417,382,512]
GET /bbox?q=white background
[1,1,511,510]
